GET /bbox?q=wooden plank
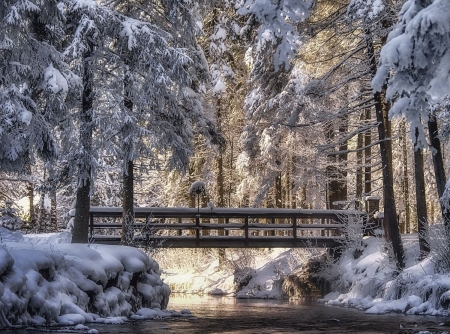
[89,206,365,220]
[92,222,344,230]
[90,235,343,248]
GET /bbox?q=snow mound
[319,236,450,316]
[0,228,170,328]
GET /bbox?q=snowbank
[318,236,450,317]
[0,227,171,328]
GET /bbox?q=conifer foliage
[0,0,78,173]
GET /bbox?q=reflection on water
[161,294,449,334]
[5,294,450,334]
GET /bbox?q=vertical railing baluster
[89,213,94,239]
[244,216,249,247]
[178,217,182,236]
[225,217,229,236]
[196,215,200,247]
[292,216,297,247]
[271,217,275,236]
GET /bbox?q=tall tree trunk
[356,113,365,199]
[374,86,404,269]
[216,98,225,238]
[401,121,411,233]
[367,31,404,269]
[121,60,135,245]
[228,140,234,207]
[72,48,94,243]
[122,160,134,245]
[50,189,57,232]
[339,114,348,203]
[326,124,348,208]
[291,155,297,209]
[27,180,35,227]
[275,159,282,236]
[364,109,372,196]
[428,113,450,228]
[37,189,46,231]
[413,127,429,257]
[275,160,282,209]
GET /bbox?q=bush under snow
[318,235,450,316]
[0,227,171,328]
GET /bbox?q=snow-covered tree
[63,0,222,243]
[373,0,449,146]
[373,0,450,236]
[0,0,78,173]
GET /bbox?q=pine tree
[0,0,78,174]
[373,0,450,236]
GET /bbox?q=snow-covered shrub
[336,212,366,258]
[0,201,22,231]
[152,248,216,273]
[223,248,262,273]
[423,222,450,272]
[309,213,367,293]
[288,246,325,271]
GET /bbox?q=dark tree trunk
[326,117,348,209]
[367,31,404,269]
[121,61,135,245]
[356,113,365,198]
[413,127,429,257]
[401,122,411,233]
[275,159,282,235]
[72,48,94,243]
[50,190,57,232]
[364,109,372,196]
[275,160,282,209]
[428,114,450,229]
[37,189,46,231]
[216,98,225,238]
[27,180,35,227]
[122,160,134,245]
[374,86,404,269]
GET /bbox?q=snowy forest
[1,0,450,271]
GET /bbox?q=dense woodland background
[1,0,449,268]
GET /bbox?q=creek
[4,294,449,334]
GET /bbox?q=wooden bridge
[89,207,369,248]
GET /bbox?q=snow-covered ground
[0,227,189,329]
[161,234,450,317]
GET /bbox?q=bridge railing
[88,207,368,248]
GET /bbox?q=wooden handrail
[89,206,365,219]
[88,206,367,248]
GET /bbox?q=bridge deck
[89,207,367,248]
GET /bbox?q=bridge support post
[195,215,200,247]
[89,213,94,240]
[178,218,182,236]
[292,216,297,247]
[244,216,249,247]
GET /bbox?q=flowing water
[5,294,450,334]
